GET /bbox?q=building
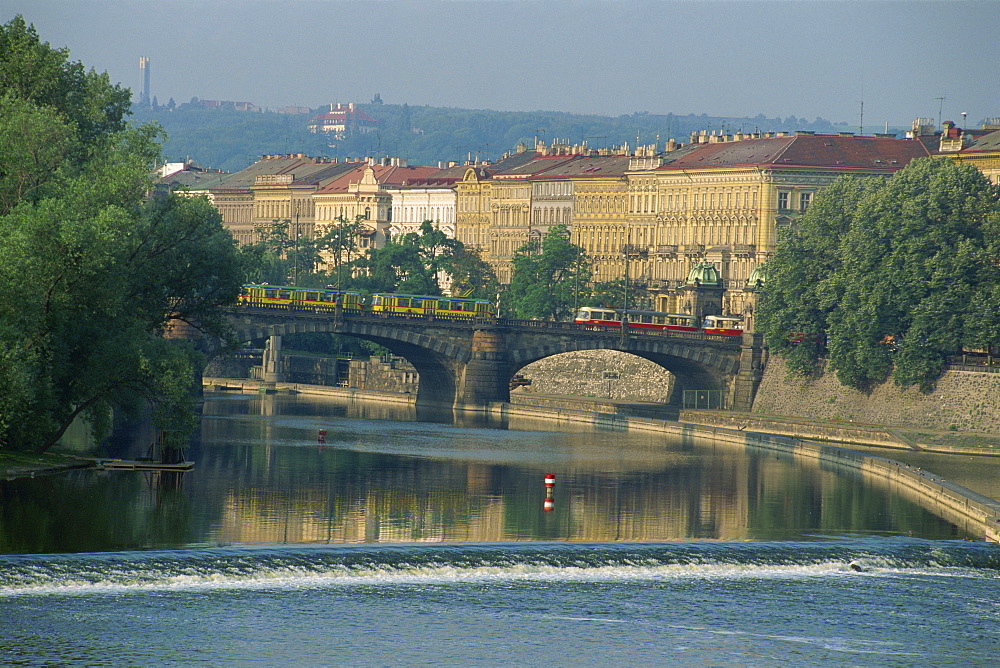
[454,132,933,325]
[632,131,932,318]
[312,160,442,261]
[939,119,1000,184]
[154,160,229,197]
[209,155,361,246]
[308,103,378,139]
[383,163,467,240]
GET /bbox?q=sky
[4,0,998,128]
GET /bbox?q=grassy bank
[0,450,87,480]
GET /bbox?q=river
[1,391,998,665]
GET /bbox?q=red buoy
[318,429,327,443]
[544,474,555,488]
[543,497,555,512]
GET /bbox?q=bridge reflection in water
[210,307,764,412]
[191,392,965,546]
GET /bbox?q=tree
[757,158,1000,392]
[507,224,589,320]
[0,16,131,151]
[0,16,247,453]
[315,215,368,288]
[756,176,883,377]
[354,220,497,297]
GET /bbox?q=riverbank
[0,451,91,480]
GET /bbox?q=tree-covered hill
[131,100,856,172]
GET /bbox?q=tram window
[372,295,383,305]
[265,290,277,298]
[412,299,422,308]
[464,303,475,311]
[397,298,410,307]
[278,291,291,299]
[307,292,319,301]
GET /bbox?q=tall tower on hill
[139,57,150,106]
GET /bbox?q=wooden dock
[85,458,195,471]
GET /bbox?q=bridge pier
[730,331,766,411]
[262,335,285,383]
[456,329,512,408]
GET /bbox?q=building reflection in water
[193,392,959,545]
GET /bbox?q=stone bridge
[207,308,764,411]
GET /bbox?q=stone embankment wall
[348,356,419,394]
[515,350,673,402]
[753,358,1000,433]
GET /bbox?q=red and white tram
[574,307,743,336]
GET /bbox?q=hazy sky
[4,0,998,128]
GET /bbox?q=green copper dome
[745,264,766,289]
[685,261,721,287]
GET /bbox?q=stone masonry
[513,350,674,402]
[753,357,1000,433]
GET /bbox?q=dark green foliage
[507,225,590,320]
[758,158,1000,392]
[353,221,497,297]
[0,16,247,453]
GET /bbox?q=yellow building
[632,132,931,318]
[946,125,1000,184]
[210,154,360,246]
[450,133,934,323]
[456,166,495,253]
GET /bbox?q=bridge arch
[223,315,478,407]
[507,337,738,408]
[211,310,755,410]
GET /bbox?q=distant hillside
[131,101,859,172]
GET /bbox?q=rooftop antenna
[857,73,864,135]
[961,111,967,127]
[936,96,946,130]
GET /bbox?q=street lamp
[292,202,300,286]
[621,241,648,344]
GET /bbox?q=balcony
[655,244,678,258]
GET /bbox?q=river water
[1,392,998,666]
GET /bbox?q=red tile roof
[313,164,443,195]
[658,134,930,172]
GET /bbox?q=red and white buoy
[544,474,555,488]
[318,429,327,443]
[543,497,555,512]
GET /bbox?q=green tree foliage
[756,176,883,377]
[758,158,1000,392]
[0,16,247,453]
[242,218,323,287]
[0,16,131,151]
[507,224,590,320]
[314,215,368,288]
[354,221,497,297]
